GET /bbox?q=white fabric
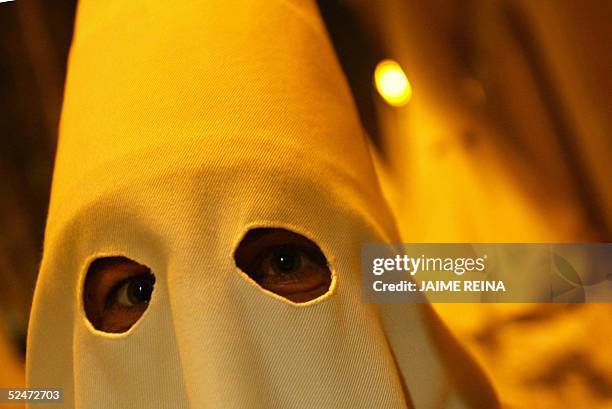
[27,1,498,408]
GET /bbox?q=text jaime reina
[370,254,507,294]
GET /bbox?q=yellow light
[374,59,412,107]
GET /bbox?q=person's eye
[234,228,333,303]
[112,276,155,308]
[83,257,155,333]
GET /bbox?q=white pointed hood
[27,1,498,408]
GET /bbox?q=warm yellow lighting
[374,60,412,107]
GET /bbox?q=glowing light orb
[374,60,412,107]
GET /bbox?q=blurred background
[0,0,610,408]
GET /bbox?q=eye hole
[83,257,155,333]
[234,228,333,303]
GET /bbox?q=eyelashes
[108,274,155,309]
[234,228,333,303]
[83,257,155,333]
[83,229,333,333]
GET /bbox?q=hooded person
[26,0,499,408]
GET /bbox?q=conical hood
[28,1,498,408]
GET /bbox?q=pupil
[128,279,153,304]
[274,248,299,274]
